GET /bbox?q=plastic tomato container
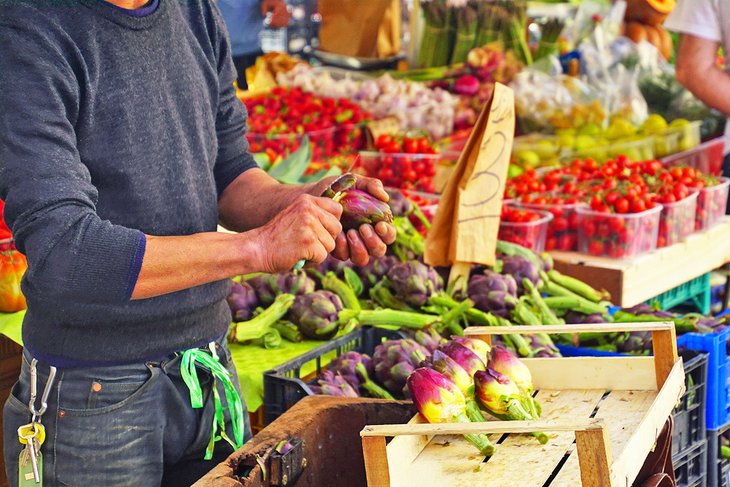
[653,131,681,158]
[696,177,730,232]
[564,136,655,164]
[666,121,703,154]
[334,123,366,155]
[247,127,336,162]
[576,205,662,259]
[517,201,584,251]
[498,208,553,253]
[657,192,698,248]
[354,152,440,193]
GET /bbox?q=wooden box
[360,322,685,486]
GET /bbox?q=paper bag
[318,0,399,59]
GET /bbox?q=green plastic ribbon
[180,344,245,459]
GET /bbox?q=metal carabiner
[28,358,57,423]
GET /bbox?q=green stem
[272,321,302,342]
[233,294,295,343]
[547,270,607,303]
[323,272,361,311]
[496,240,543,269]
[370,282,415,311]
[356,362,395,399]
[454,412,495,456]
[523,279,563,325]
[542,296,608,316]
[344,309,440,330]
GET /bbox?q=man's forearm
[217,168,331,232]
[131,231,261,300]
[675,34,730,116]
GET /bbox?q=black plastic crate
[674,440,707,487]
[263,327,405,425]
[672,350,709,458]
[707,421,730,487]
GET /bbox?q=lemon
[641,114,669,135]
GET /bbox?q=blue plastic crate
[555,344,622,357]
[678,329,730,429]
[647,273,711,315]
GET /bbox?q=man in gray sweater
[0,0,395,485]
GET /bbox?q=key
[17,423,44,485]
[18,442,43,487]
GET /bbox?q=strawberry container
[247,127,336,162]
[498,208,553,253]
[517,201,584,251]
[354,151,440,194]
[658,191,698,248]
[696,177,730,232]
[576,205,662,259]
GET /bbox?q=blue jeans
[3,340,251,486]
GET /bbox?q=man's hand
[261,0,289,29]
[328,176,397,267]
[252,193,343,273]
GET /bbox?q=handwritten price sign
[425,83,515,285]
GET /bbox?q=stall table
[551,218,730,308]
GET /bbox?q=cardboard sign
[424,83,515,284]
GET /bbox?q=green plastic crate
[647,273,711,314]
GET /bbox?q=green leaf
[253,153,271,171]
[301,165,342,183]
[343,267,365,297]
[267,137,312,184]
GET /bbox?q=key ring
[28,359,57,423]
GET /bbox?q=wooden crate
[360,322,685,486]
[550,218,730,307]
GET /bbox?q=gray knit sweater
[0,0,257,365]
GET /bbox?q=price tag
[424,82,515,286]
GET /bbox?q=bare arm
[675,34,730,116]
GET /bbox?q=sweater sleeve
[0,21,145,304]
[211,4,259,196]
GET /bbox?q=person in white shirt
[665,0,730,189]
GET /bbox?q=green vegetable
[228,294,295,345]
[272,320,302,343]
[266,137,312,184]
[322,271,361,311]
[547,270,607,303]
[496,240,543,269]
[339,308,440,330]
[542,296,608,316]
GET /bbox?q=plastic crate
[696,177,730,232]
[576,204,662,258]
[677,330,730,430]
[674,440,708,487]
[498,207,553,253]
[707,422,730,487]
[658,191,698,248]
[263,327,404,425]
[516,201,584,252]
[662,137,725,176]
[672,350,708,459]
[647,273,711,315]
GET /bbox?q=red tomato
[615,198,630,214]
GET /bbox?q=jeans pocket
[60,366,161,417]
[3,381,32,486]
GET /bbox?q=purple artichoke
[616,331,652,354]
[314,255,355,279]
[386,189,412,217]
[226,281,260,322]
[500,255,540,293]
[310,370,359,397]
[525,334,561,357]
[247,271,316,306]
[357,255,398,289]
[410,328,445,354]
[387,261,443,308]
[564,311,605,325]
[336,189,393,230]
[468,272,518,318]
[450,336,491,364]
[373,338,429,396]
[287,290,343,340]
[326,351,374,390]
[439,341,486,377]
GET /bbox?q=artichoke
[524,334,561,358]
[387,260,443,308]
[450,336,491,364]
[326,351,373,389]
[287,290,343,340]
[336,189,394,230]
[373,338,429,396]
[386,189,412,217]
[564,311,604,325]
[226,281,259,322]
[357,255,398,290]
[410,327,445,354]
[500,255,540,293]
[310,370,359,397]
[247,270,316,306]
[467,271,518,318]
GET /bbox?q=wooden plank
[652,328,678,389]
[551,218,730,307]
[575,425,613,487]
[551,389,656,487]
[472,389,606,486]
[362,436,390,487]
[384,415,432,484]
[524,357,657,391]
[465,322,673,336]
[610,360,685,486]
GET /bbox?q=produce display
[278,65,456,139]
[507,158,729,257]
[242,87,370,162]
[0,238,26,313]
[497,206,552,252]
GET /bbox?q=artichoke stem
[355,362,395,399]
[323,272,361,311]
[454,412,495,457]
[234,294,295,343]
